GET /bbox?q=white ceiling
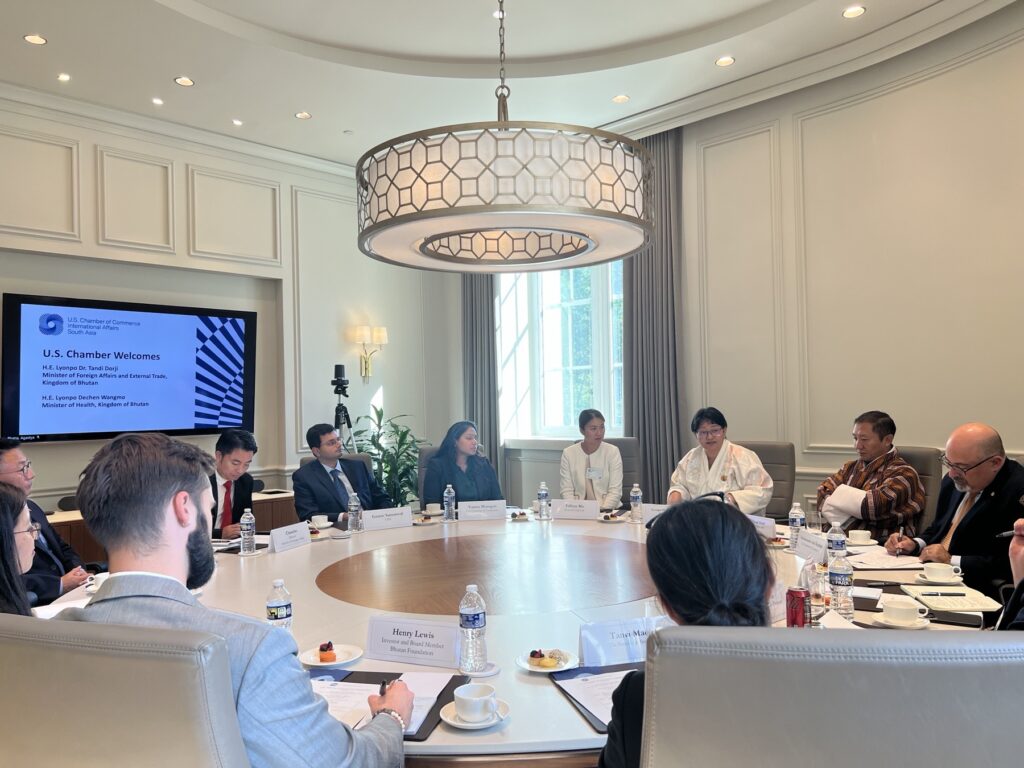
[0,0,1014,167]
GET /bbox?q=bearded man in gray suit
[59,432,413,768]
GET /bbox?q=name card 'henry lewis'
[365,616,460,668]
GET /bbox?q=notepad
[899,585,1000,612]
[847,547,924,570]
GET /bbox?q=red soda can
[786,587,810,627]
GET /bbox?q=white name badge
[643,503,668,525]
[793,530,828,562]
[748,514,777,540]
[362,506,413,531]
[585,466,604,480]
[579,616,672,666]
[268,521,311,553]
[457,500,507,520]
[551,499,600,519]
[365,616,460,668]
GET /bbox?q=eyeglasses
[696,428,723,439]
[13,522,41,540]
[0,460,32,476]
[940,453,998,474]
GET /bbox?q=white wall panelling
[0,125,79,241]
[188,165,281,265]
[97,146,174,253]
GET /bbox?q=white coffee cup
[847,529,872,544]
[311,514,329,528]
[883,596,928,624]
[923,562,963,581]
[426,503,441,514]
[87,572,109,590]
[453,683,498,723]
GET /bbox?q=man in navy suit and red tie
[209,429,258,539]
[292,423,392,524]
[0,439,90,606]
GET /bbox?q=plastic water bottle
[266,579,292,631]
[239,507,256,555]
[826,521,847,562]
[458,584,488,674]
[347,494,363,533]
[628,484,643,524]
[828,553,854,621]
[788,503,805,549]
[443,484,457,523]
[537,481,551,521]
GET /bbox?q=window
[497,261,624,439]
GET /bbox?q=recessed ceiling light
[23,34,47,45]
[152,97,164,106]
[294,111,312,120]
[57,73,71,82]
[611,94,630,104]
[232,119,243,127]
[715,56,735,67]
[174,76,195,87]
[842,6,866,19]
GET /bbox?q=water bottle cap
[272,578,284,587]
[791,502,801,509]
[632,484,640,489]
[466,584,478,592]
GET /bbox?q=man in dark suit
[0,438,89,606]
[292,423,391,523]
[886,423,1024,598]
[210,429,258,538]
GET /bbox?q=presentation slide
[17,303,248,435]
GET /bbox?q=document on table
[398,671,452,734]
[553,669,634,728]
[819,610,863,629]
[33,596,92,619]
[847,546,924,570]
[310,681,378,728]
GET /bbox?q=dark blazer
[998,582,1024,630]
[23,500,83,607]
[919,459,1024,597]
[209,472,254,537]
[291,458,392,522]
[598,670,644,768]
[422,455,503,506]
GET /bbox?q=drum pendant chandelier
[355,0,653,273]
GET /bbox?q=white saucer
[460,661,500,678]
[515,651,579,674]
[874,615,929,630]
[329,530,352,540]
[310,522,333,530]
[915,573,964,586]
[299,644,364,667]
[439,700,510,730]
[597,515,626,524]
[847,540,877,548]
[421,510,444,517]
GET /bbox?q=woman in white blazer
[560,409,623,510]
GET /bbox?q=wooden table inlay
[315,528,655,615]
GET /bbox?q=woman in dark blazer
[598,499,774,768]
[423,421,502,505]
[0,484,34,616]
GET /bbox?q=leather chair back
[734,441,795,520]
[299,452,373,475]
[642,624,1024,768]
[898,445,943,532]
[0,613,248,767]
[603,437,643,502]
[418,446,440,508]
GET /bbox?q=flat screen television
[1,293,257,443]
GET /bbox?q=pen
[920,592,965,596]
[896,525,904,558]
[995,531,1016,538]
[379,679,389,696]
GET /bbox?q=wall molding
[96,145,176,253]
[0,124,80,241]
[188,165,282,265]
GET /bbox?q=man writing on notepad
[210,428,258,539]
[59,432,413,767]
[886,423,1024,599]
[817,411,925,540]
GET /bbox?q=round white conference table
[58,516,970,767]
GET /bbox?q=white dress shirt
[667,439,773,515]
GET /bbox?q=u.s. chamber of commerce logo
[39,313,64,336]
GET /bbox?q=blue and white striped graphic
[194,316,247,427]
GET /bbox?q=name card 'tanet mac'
[365,616,460,668]
[457,500,507,520]
[579,616,672,666]
[269,522,311,553]
[362,506,413,531]
[550,499,600,519]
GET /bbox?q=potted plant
[353,406,428,506]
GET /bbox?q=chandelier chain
[495,0,510,120]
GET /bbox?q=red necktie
[221,480,233,529]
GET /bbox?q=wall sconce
[353,325,388,380]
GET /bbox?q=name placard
[362,506,413,531]
[550,499,600,519]
[748,514,777,540]
[579,615,672,666]
[365,616,460,668]
[457,500,507,520]
[643,503,668,525]
[793,530,828,563]
[268,522,311,553]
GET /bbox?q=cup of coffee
[453,683,498,723]
[883,596,928,625]
[311,514,329,528]
[426,503,441,515]
[923,562,963,581]
[847,529,872,544]
[87,572,109,591]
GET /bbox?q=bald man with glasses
[886,423,1024,598]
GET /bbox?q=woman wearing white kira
[666,407,773,515]
[560,409,624,510]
